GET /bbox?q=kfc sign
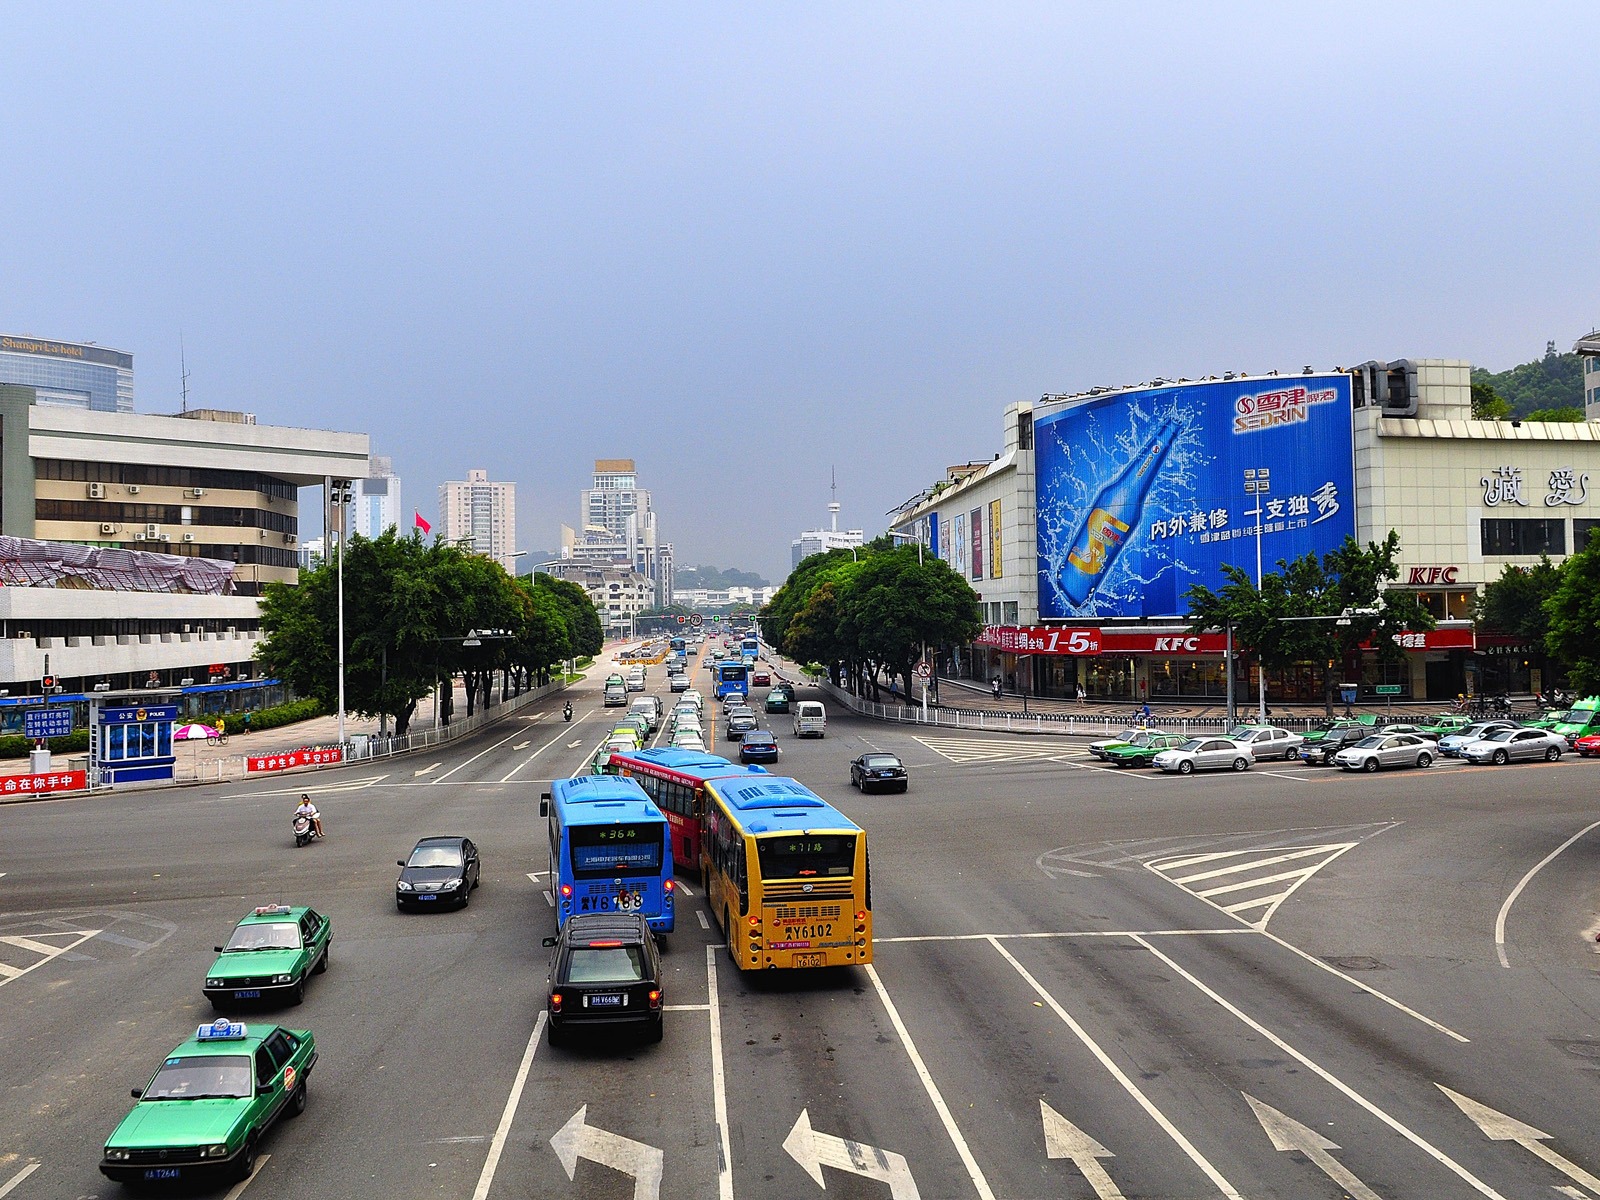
[1405,566,1459,585]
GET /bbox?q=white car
[671,731,707,752]
[669,675,690,693]
[1461,727,1566,765]
[1333,733,1434,772]
[1226,725,1305,762]
[1152,737,1254,775]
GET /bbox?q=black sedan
[543,913,663,1047]
[396,836,481,910]
[850,752,908,793]
[725,714,760,742]
[1298,725,1370,766]
[739,730,781,763]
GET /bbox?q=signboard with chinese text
[246,747,346,773]
[1034,376,1357,619]
[24,708,73,739]
[0,770,87,795]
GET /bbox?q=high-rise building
[440,468,516,571]
[0,335,134,413]
[583,459,649,540]
[1578,331,1600,422]
[573,458,670,604]
[355,455,402,539]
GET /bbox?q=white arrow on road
[513,741,531,750]
[1041,1101,1124,1198]
[1439,1085,1600,1194]
[566,739,583,749]
[414,762,441,777]
[783,1109,919,1198]
[550,1105,663,1200]
[1245,1094,1383,1200]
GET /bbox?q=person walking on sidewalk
[991,678,1002,700]
[1076,684,1086,703]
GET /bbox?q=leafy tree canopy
[675,564,769,590]
[1471,344,1583,417]
[1545,535,1600,694]
[1473,558,1562,647]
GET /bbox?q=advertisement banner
[1,770,87,794]
[970,506,984,579]
[1035,376,1356,619]
[989,499,1002,579]
[246,747,346,773]
[976,626,1101,655]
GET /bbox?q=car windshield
[862,754,900,767]
[1560,707,1596,723]
[1113,728,1141,742]
[224,922,301,951]
[1176,739,1205,753]
[566,945,648,984]
[408,845,463,868]
[143,1055,254,1100]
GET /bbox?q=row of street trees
[257,531,603,736]
[759,538,982,701]
[1473,533,1600,694]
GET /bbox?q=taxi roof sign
[253,904,292,915]
[196,1020,248,1041]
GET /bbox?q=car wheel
[1546,746,1561,761]
[288,1079,308,1117]
[1284,747,1297,761]
[1232,757,1249,772]
[1362,757,1379,773]
[1493,749,1509,765]
[233,1137,258,1183]
[1177,759,1194,775]
[290,979,305,1006]
[1417,752,1433,768]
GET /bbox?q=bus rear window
[757,835,856,878]
[569,825,664,877]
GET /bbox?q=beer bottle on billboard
[1057,418,1181,607]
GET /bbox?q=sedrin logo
[1233,384,1340,434]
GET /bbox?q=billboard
[1035,375,1356,619]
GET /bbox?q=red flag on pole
[414,511,432,535]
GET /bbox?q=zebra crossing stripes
[915,735,1087,765]
[0,928,103,987]
[1146,843,1358,930]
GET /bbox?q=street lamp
[886,529,925,564]
[328,477,355,747]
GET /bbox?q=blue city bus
[670,636,686,655]
[715,661,750,700]
[540,775,675,935]
[740,636,759,663]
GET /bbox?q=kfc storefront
[974,624,1476,703]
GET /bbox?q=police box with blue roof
[540,775,675,935]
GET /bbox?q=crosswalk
[1145,843,1359,930]
[0,927,102,987]
[915,734,1088,765]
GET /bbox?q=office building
[0,383,369,713]
[569,458,670,604]
[535,560,651,638]
[1578,331,1600,421]
[355,455,402,539]
[791,500,865,570]
[440,469,516,571]
[0,334,134,413]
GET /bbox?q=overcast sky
[3,4,1595,581]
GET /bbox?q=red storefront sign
[246,747,345,773]
[977,627,1101,655]
[1369,627,1476,652]
[1,770,87,795]
[980,625,1471,656]
[1099,631,1230,655]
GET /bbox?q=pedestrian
[991,678,1002,700]
[1076,683,1086,703]
[243,711,252,734]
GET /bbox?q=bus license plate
[793,953,826,968]
[144,1168,182,1180]
[234,989,261,999]
[586,994,624,1008]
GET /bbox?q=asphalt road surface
[4,645,1600,1199]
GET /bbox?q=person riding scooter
[562,701,573,722]
[294,794,323,839]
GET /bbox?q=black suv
[543,913,663,1047]
[1299,725,1369,766]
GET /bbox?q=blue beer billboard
[1035,374,1356,619]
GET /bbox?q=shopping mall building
[890,359,1600,704]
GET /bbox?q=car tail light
[664,879,675,893]
[559,884,573,898]
[550,992,563,1012]
[855,911,866,921]
[648,989,661,1008]
[747,916,760,928]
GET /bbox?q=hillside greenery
[1470,342,1584,418]
[675,565,770,590]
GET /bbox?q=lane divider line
[706,945,734,1200]
[501,725,586,783]
[435,726,534,784]
[1495,817,1600,969]
[471,1012,547,1200]
[0,1162,40,1198]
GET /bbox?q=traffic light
[41,675,55,690]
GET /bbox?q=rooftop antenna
[179,332,190,414]
[828,466,840,532]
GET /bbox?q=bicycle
[206,729,230,747]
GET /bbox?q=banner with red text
[246,747,345,773]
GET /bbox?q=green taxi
[203,905,330,1009]
[1417,714,1474,737]
[1100,732,1189,767]
[100,1020,316,1185]
[1301,716,1376,744]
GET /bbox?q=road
[3,640,1600,1199]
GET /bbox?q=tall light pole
[1244,468,1270,724]
[330,477,354,746]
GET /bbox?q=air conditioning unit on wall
[87,482,106,499]
[100,523,117,535]
[127,485,141,494]
[182,533,195,542]
[145,523,161,539]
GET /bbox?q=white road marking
[500,727,582,783]
[513,741,531,751]
[1041,1101,1124,1198]
[1494,817,1600,968]
[663,1003,710,1012]
[245,775,389,797]
[425,1135,488,1144]
[1244,1094,1381,1200]
[0,934,69,956]
[0,928,101,989]
[526,872,545,882]
[1130,935,1508,1199]
[989,937,1243,1198]
[1252,769,1311,783]
[864,962,997,1200]
[0,1162,39,1198]
[1439,1085,1600,1194]
[435,726,532,784]
[706,945,733,1200]
[544,891,555,907]
[696,911,711,931]
[566,739,583,749]
[875,928,1250,943]
[676,880,693,897]
[415,762,441,777]
[783,1109,918,1198]
[551,1105,664,1199]
[1148,843,1358,931]
[470,1011,546,1200]
[220,1153,270,1199]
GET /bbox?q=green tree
[1474,557,1562,646]
[1470,381,1511,420]
[1471,348,1583,417]
[532,574,604,659]
[1523,406,1586,422]
[1545,537,1600,694]
[840,548,983,702]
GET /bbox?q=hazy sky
[3,4,1596,581]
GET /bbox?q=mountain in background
[1471,342,1584,417]
[676,565,770,589]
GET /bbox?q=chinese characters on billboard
[1034,376,1356,619]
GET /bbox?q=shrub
[217,698,325,736]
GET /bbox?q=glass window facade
[0,348,132,412]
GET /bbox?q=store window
[1003,602,1018,624]
[1411,589,1474,620]
[1481,518,1565,556]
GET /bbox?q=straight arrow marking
[414,762,441,777]
[1439,1085,1600,1195]
[513,741,531,750]
[1244,1094,1382,1200]
[1041,1101,1123,1199]
[783,1109,920,1198]
[551,1105,663,1200]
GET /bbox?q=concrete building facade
[440,468,516,572]
[355,455,402,539]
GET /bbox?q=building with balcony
[440,468,516,571]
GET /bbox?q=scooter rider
[295,794,323,839]
[562,700,573,722]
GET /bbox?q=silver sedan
[1461,728,1566,765]
[1334,733,1434,772]
[1152,738,1254,775]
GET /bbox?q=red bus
[603,749,761,874]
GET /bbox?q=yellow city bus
[701,773,872,970]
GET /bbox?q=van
[629,695,662,732]
[627,666,646,692]
[792,701,827,738]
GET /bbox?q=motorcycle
[562,702,573,723]
[292,814,322,848]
